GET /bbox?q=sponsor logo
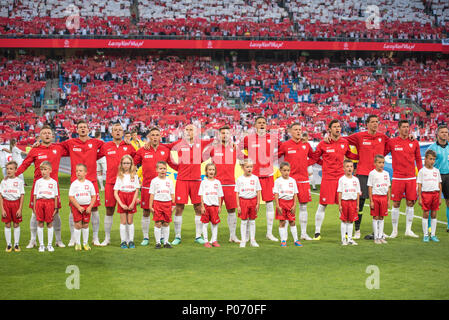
[144,155,153,159]
[107,151,116,155]
[383,43,416,50]
[326,149,335,153]
[73,147,82,152]
[249,41,285,49]
[287,150,296,154]
[107,40,144,48]
[394,147,403,151]
[362,141,371,145]
[38,155,48,160]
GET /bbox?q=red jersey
[134,144,175,188]
[243,133,277,177]
[385,137,422,179]
[346,131,389,176]
[16,144,68,183]
[313,137,358,180]
[278,139,316,182]
[166,139,211,181]
[98,141,136,184]
[60,138,104,183]
[203,142,243,185]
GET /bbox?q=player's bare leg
[227,208,240,243]
[172,204,184,245]
[194,203,206,244]
[265,201,278,241]
[140,209,151,246]
[101,207,115,246]
[404,200,418,238]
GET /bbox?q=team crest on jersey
[13,182,18,187]
[161,151,165,155]
[341,144,344,149]
[378,138,382,143]
[49,184,53,189]
[84,185,89,190]
[250,180,255,185]
[53,149,57,154]
[289,183,293,188]
[433,172,437,177]
[166,182,170,187]
[409,143,413,148]
[123,147,128,151]
[88,143,92,148]
[353,181,357,186]
[214,184,218,189]
[302,145,306,150]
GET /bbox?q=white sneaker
[341,239,348,246]
[47,245,55,252]
[92,238,101,246]
[250,240,260,247]
[353,230,361,239]
[100,239,110,246]
[26,240,36,249]
[266,234,278,242]
[300,234,313,241]
[229,236,241,243]
[348,239,358,246]
[38,245,46,252]
[389,231,398,239]
[239,241,246,248]
[405,230,419,238]
[68,239,76,247]
[55,241,65,248]
[380,238,388,244]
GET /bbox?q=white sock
[227,212,237,239]
[104,215,113,241]
[373,219,379,239]
[290,225,298,242]
[249,219,256,241]
[91,210,100,240]
[30,212,37,242]
[266,201,275,236]
[162,225,170,243]
[346,223,353,240]
[240,220,248,242]
[13,226,20,245]
[82,227,89,245]
[278,226,284,241]
[4,227,11,246]
[141,216,151,239]
[69,211,75,242]
[37,226,44,246]
[47,227,54,246]
[341,222,346,241]
[405,206,414,233]
[97,176,104,189]
[154,226,161,244]
[53,212,62,242]
[195,215,202,238]
[299,204,308,236]
[174,215,182,238]
[74,228,81,245]
[211,223,218,243]
[431,219,437,236]
[120,224,127,243]
[391,207,400,233]
[315,204,326,234]
[128,223,134,242]
[422,217,429,236]
[202,223,209,242]
[378,219,384,238]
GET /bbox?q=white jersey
[367,169,391,196]
[114,174,140,193]
[34,177,58,199]
[273,176,298,200]
[198,178,224,206]
[149,176,174,202]
[234,174,261,199]
[96,156,106,173]
[417,167,442,192]
[0,177,25,201]
[69,179,96,205]
[337,175,361,200]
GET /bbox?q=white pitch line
[310,191,448,226]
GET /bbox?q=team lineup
[1,115,448,252]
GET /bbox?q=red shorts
[421,191,440,212]
[320,179,339,205]
[71,204,91,223]
[1,199,22,224]
[296,181,312,203]
[238,197,258,220]
[201,205,220,224]
[221,185,237,210]
[259,176,274,202]
[34,198,56,223]
[117,191,137,214]
[29,183,61,209]
[370,195,389,217]
[391,179,417,202]
[140,187,150,209]
[276,198,296,221]
[152,200,173,223]
[104,183,116,208]
[340,199,359,222]
[175,180,201,204]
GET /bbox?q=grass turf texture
[1,168,449,300]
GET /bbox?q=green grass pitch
[1,168,449,300]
